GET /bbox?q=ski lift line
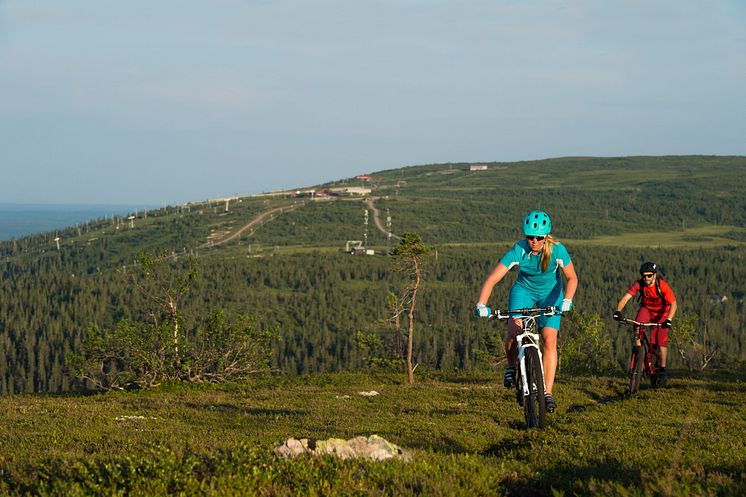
[197,201,305,249]
[365,197,401,240]
[1,202,279,268]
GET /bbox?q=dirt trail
[201,201,305,248]
[366,197,400,240]
[201,197,391,250]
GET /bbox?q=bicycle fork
[631,342,655,376]
[516,332,545,402]
[629,344,640,370]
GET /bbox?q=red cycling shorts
[634,307,669,346]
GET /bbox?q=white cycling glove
[475,303,491,318]
[560,299,573,312]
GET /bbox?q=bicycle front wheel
[524,348,547,429]
[628,346,644,394]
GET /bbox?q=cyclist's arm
[477,262,510,306]
[616,293,633,312]
[561,261,578,301]
[667,300,678,321]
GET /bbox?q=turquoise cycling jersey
[499,240,572,298]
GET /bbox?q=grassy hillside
[0,156,744,394]
[361,156,746,245]
[0,371,743,496]
[4,156,745,264]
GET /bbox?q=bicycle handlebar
[617,317,662,328]
[489,306,560,321]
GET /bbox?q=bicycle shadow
[567,376,688,413]
[566,386,628,413]
[482,436,525,457]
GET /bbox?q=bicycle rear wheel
[524,348,547,428]
[628,346,645,394]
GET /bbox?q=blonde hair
[540,235,558,272]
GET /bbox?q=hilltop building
[329,186,371,196]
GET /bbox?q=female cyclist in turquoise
[476,211,578,412]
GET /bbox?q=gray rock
[274,435,411,461]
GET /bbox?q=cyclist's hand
[560,299,573,312]
[613,311,623,321]
[475,303,491,318]
[662,319,672,329]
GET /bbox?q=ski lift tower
[386,208,392,252]
[363,208,369,249]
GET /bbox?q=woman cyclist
[476,210,578,412]
[613,261,677,385]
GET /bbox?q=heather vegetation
[0,371,743,496]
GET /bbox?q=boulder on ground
[274,435,411,461]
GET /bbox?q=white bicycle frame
[492,308,555,400]
[516,321,545,400]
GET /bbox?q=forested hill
[1,156,745,393]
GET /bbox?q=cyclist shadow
[567,386,628,413]
[487,417,540,434]
[482,437,524,457]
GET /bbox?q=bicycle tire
[628,346,645,394]
[524,347,547,428]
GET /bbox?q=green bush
[559,311,615,375]
[68,253,276,390]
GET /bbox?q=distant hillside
[1,156,744,393]
[4,156,744,263]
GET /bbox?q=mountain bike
[618,318,664,394]
[490,306,558,429]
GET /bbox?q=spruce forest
[1,156,745,394]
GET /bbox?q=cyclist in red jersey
[613,262,678,384]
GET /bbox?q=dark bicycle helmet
[639,261,658,274]
[522,210,552,236]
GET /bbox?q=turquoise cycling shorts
[508,284,564,330]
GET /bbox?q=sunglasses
[526,236,545,241]
[642,273,656,278]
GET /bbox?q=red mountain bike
[618,317,664,394]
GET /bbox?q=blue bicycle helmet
[522,210,552,236]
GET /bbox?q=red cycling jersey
[626,277,676,314]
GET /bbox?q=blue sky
[1,1,744,206]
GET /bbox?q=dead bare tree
[392,232,431,384]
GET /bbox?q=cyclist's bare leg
[659,346,668,368]
[541,326,558,395]
[505,318,521,367]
